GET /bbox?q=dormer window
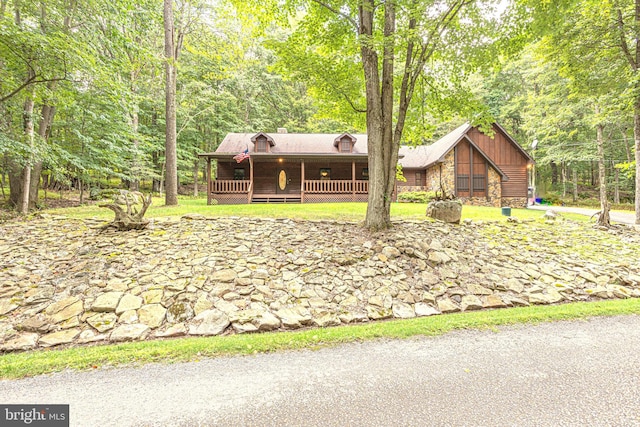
[333,133,356,153]
[256,137,268,153]
[340,138,352,153]
[250,132,275,153]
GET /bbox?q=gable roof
[399,123,471,169]
[201,132,368,158]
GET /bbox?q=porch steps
[251,195,301,204]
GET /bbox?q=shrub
[397,191,436,203]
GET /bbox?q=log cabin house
[398,123,534,208]
[199,123,533,207]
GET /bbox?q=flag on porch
[233,148,250,163]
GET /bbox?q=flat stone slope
[1,214,639,352]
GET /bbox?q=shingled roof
[398,123,471,169]
[202,132,368,157]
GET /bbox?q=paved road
[3,316,640,426]
[527,204,638,225]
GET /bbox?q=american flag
[233,148,250,163]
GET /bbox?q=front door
[276,169,289,194]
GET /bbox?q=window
[362,168,369,180]
[416,171,422,185]
[340,139,352,153]
[457,175,469,191]
[473,175,486,191]
[234,168,245,180]
[320,168,331,180]
[256,137,268,152]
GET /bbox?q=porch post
[248,157,254,204]
[206,157,211,205]
[351,161,356,201]
[301,160,305,203]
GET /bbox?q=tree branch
[311,0,358,31]
[0,76,68,104]
[616,7,637,70]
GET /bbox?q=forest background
[0,0,638,223]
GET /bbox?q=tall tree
[264,0,499,229]
[164,0,178,205]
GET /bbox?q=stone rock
[115,294,143,314]
[142,289,163,304]
[505,278,525,294]
[230,309,281,332]
[527,289,564,304]
[312,310,342,327]
[188,309,230,336]
[275,307,313,329]
[437,298,460,313]
[210,269,237,283]
[156,323,187,337]
[39,329,81,347]
[482,295,508,308]
[92,292,123,312]
[45,297,84,323]
[465,283,493,295]
[1,332,39,351]
[338,310,369,324]
[392,301,415,319]
[138,304,167,328]
[414,303,440,317]
[77,329,108,344]
[118,310,138,324]
[382,246,401,259]
[366,305,392,320]
[18,316,53,333]
[194,296,213,315]
[86,313,118,332]
[429,251,451,264]
[426,200,462,224]
[110,323,150,342]
[166,302,194,323]
[0,298,19,316]
[460,294,482,311]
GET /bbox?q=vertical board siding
[467,126,529,199]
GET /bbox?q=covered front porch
[201,154,370,204]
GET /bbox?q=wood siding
[455,139,489,198]
[398,168,425,187]
[467,126,529,199]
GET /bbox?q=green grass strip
[2,298,639,380]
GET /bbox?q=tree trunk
[20,87,36,214]
[572,167,578,202]
[561,162,567,198]
[596,119,610,227]
[130,102,140,191]
[164,0,178,206]
[634,101,640,224]
[612,160,620,204]
[360,0,397,230]
[550,161,558,186]
[192,158,199,197]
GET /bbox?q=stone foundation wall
[425,151,455,195]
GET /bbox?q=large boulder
[426,200,462,224]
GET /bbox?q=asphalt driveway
[3,315,640,426]
[527,204,637,225]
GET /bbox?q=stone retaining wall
[1,214,639,352]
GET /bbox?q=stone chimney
[277,128,288,134]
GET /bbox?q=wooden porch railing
[211,180,250,193]
[304,180,368,194]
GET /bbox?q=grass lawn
[1,299,638,379]
[45,196,589,222]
